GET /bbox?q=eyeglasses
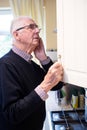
[16,24,41,32]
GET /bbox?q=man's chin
[32,42,39,49]
[33,41,39,46]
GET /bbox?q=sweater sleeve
[0,62,44,124]
[41,57,53,73]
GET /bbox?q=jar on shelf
[79,88,85,108]
[71,88,78,109]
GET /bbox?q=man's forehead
[21,19,35,25]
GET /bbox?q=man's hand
[39,62,64,92]
[34,38,47,61]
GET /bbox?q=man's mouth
[33,36,39,39]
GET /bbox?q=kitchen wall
[0,0,10,7]
[45,0,57,50]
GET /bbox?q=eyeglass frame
[15,24,41,32]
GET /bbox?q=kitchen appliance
[48,109,87,130]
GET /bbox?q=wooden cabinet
[56,0,87,88]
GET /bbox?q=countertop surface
[44,91,72,130]
[46,91,72,112]
[45,91,85,130]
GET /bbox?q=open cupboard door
[56,0,87,88]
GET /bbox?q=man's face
[14,19,41,52]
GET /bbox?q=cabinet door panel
[56,0,87,88]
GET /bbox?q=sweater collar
[12,45,33,62]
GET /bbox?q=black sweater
[0,50,63,130]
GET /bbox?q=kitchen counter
[44,91,72,130]
[44,91,86,130]
[46,91,72,111]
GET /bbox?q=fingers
[49,62,61,70]
[40,62,64,92]
[49,62,63,74]
[48,61,64,82]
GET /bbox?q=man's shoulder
[0,50,17,64]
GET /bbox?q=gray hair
[10,16,33,34]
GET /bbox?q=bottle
[85,88,87,122]
[57,90,62,105]
[71,88,78,109]
[79,88,85,108]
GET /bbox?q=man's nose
[35,28,41,33]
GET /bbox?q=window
[0,8,13,58]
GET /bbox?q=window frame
[0,8,13,58]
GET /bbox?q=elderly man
[0,16,63,130]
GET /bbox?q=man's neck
[13,42,32,54]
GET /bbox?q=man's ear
[13,31,20,40]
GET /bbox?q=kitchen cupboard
[56,0,87,88]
